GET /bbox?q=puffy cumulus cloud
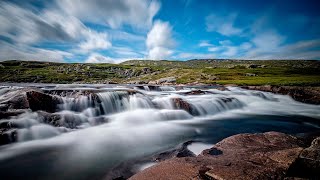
[85,53,115,63]
[148,47,173,60]
[56,0,160,29]
[206,13,242,36]
[79,32,111,52]
[146,20,175,60]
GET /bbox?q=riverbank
[130,131,320,180]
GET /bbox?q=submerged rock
[130,132,309,180]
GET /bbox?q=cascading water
[0,84,319,180]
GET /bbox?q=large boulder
[130,132,305,180]
[287,137,320,179]
[26,91,62,113]
[171,98,199,116]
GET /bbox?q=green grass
[0,59,319,86]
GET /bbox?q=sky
[0,0,320,63]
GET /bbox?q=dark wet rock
[37,111,62,127]
[182,90,213,95]
[130,132,306,180]
[26,91,62,113]
[0,128,18,145]
[287,137,320,179]
[171,98,199,116]
[7,93,30,110]
[0,110,26,119]
[242,85,320,104]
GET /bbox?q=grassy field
[0,59,319,86]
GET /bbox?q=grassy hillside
[0,59,319,86]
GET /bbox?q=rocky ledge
[242,85,320,105]
[130,132,320,180]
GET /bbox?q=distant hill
[0,59,319,86]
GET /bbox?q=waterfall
[0,84,320,180]
[159,86,176,91]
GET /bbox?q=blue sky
[0,0,319,63]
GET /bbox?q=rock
[156,77,176,84]
[37,111,62,127]
[245,73,258,76]
[242,85,320,104]
[0,128,18,146]
[0,110,27,119]
[208,75,219,80]
[287,137,320,179]
[127,80,146,84]
[247,64,259,68]
[171,98,199,116]
[216,86,228,91]
[182,90,212,95]
[26,91,62,113]
[130,132,305,180]
[148,81,157,85]
[7,93,30,110]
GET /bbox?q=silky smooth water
[0,84,319,179]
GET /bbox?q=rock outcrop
[156,77,176,85]
[26,91,62,113]
[130,132,319,180]
[242,85,320,104]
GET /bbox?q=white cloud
[206,13,242,36]
[146,20,175,60]
[79,31,111,52]
[112,46,143,57]
[245,39,320,59]
[0,0,159,62]
[199,40,213,47]
[85,53,143,63]
[0,41,71,62]
[176,52,215,59]
[251,31,285,50]
[56,0,160,29]
[208,46,221,52]
[85,53,115,63]
[148,47,173,60]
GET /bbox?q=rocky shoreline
[130,131,320,180]
[241,85,320,105]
